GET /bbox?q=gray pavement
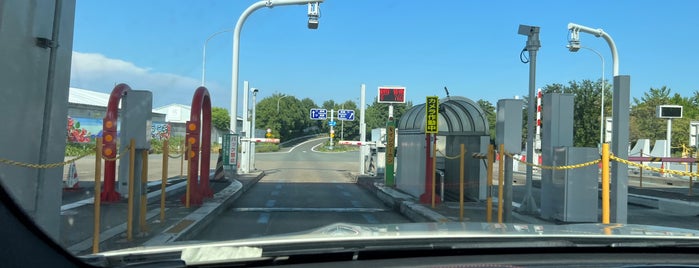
[61,168,263,256]
[192,137,410,241]
[358,170,699,231]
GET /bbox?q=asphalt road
[194,138,411,241]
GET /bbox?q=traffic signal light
[185,120,199,160]
[102,119,117,158]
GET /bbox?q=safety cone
[63,162,80,191]
[660,162,665,175]
[213,150,225,181]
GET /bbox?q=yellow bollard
[601,143,610,224]
[92,138,103,254]
[140,150,148,232]
[127,139,135,241]
[186,142,192,208]
[498,144,504,224]
[459,144,465,222]
[160,139,169,223]
[486,144,494,223]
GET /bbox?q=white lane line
[275,184,282,189]
[335,185,344,189]
[232,207,389,213]
[361,213,379,224]
[265,200,276,208]
[257,213,271,224]
[351,200,361,208]
[263,137,327,154]
[342,191,352,197]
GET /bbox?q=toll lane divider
[143,171,265,246]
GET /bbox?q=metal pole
[359,84,367,174]
[520,25,540,214]
[186,142,192,208]
[498,144,504,224]
[667,119,672,158]
[459,144,465,221]
[231,0,326,134]
[640,149,644,188]
[432,134,437,208]
[330,109,334,150]
[160,139,168,223]
[486,144,494,223]
[241,81,250,173]
[93,138,103,254]
[568,23,619,76]
[251,89,257,170]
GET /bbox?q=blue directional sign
[338,109,355,121]
[328,120,337,127]
[310,108,327,120]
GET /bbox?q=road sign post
[222,134,238,169]
[378,86,406,187]
[420,96,439,204]
[310,108,327,120]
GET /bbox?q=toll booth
[396,96,490,201]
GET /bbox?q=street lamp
[229,0,324,134]
[277,94,291,113]
[568,22,629,224]
[202,29,233,86]
[567,45,605,146]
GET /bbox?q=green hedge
[255,143,280,153]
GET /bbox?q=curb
[143,171,265,246]
[356,176,448,222]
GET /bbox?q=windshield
[2,0,699,266]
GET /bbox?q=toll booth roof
[398,96,489,135]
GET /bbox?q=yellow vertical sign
[425,96,439,133]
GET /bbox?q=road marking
[351,200,361,208]
[361,213,379,224]
[342,191,352,197]
[275,184,282,189]
[266,200,276,208]
[335,185,344,189]
[232,207,389,213]
[271,190,279,196]
[257,213,270,224]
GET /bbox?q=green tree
[630,86,672,144]
[541,79,611,147]
[255,94,316,141]
[630,86,699,156]
[365,97,413,135]
[211,107,230,131]
[476,99,496,143]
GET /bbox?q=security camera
[518,24,539,36]
[251,88,259,94]
[308,17,319,29]
[567,40,581,52]
[307,2,320,29]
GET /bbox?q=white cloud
[70,51,227,107]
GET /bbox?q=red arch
[101,83,131,202]
[182,87,212,205]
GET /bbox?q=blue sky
[70,1,699,115]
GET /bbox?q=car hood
[90,222,699,257]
